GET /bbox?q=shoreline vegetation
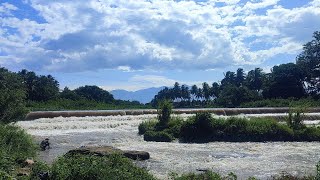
[138,100,320,143]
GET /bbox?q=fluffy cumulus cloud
[0,0,319,72]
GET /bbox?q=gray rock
[66,146,150,161]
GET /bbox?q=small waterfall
[25,108,320,120]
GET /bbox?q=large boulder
[66,146,150,160]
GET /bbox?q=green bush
[224,117,249,141]
[246,118,294,141]
[165,116,184,138]
[29,161,50,180]
[0,170,13,180]
[172,171,223,180]
[157,100,173,128]
[138,120,158,135]
[180,114,320,142]
[144,130,174,142]
[0,68,27,123]
[294,127,320,141]
[316,161,320,180]
[50,154,155,180]
[286,108,306,130]
[0,124,36,162]
[180,113,224,142]
[0,124,36,177]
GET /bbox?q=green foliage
[0,170,13,180]
[18,69,59,102]
[29,161,50,180]
[139,116,183,140]
[246,118,294,141]
[164,116,184,138]
[271,172,315,180]
[157,100,173,128]
[74,85,114,103]
[0,68,27,123]
[294,127,320,141]
[180,113,223,142]
[263,63,305,99]
[316,161,320,180]
[172,171,223,180]
[143,130,174,142]
[50,154,155,180]
[0,124,36,177]
[286,107,306,130]
[217,85,261,107]
[296,31,320,96]
[179,113,320,142]
[138,120,158,135]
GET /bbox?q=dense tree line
[151,31,320,108]
[0,68,142,122]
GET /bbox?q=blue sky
[0,0,319,91]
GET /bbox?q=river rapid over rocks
[17,113,320,179]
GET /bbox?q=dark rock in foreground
[66,146,150,160]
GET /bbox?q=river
[17,114,320,179]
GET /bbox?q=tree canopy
[0,68,27,123]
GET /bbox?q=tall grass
[179,113,320,142]
[0,123,36,177]
[49,154,155,180]
[139,116,184,142]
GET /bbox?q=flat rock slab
[66,146,150,160]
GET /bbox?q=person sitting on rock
[40,138,50,151]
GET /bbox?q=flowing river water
[17,113,320,179]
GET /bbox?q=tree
[296,31,320,96]
[191,85,198,101]
[216,85,260,107]
[74,85,114,103]
[60,87,82,100]
[0,68,27,123]
[246,68,264,91]
[181,85,190,102]
[221,71,236,87]
[18,69,59,101]
[236,68,245,86]
[263,63,305,98]
[173,82,181,102]
[210,82,220,99]
[202,82,211,101]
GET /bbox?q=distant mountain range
[111,87,164,104]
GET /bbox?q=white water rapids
[17,114,320,179]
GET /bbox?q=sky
[0,0,319,91]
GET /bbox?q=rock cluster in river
[66,146,150,160]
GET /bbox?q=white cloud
[0,0,319,72]
[0,3,18,16]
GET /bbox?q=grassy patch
[139,116,184,142]
[0,123,36,177]
[138,120,158,135]
[144,130,174,142]
[49,154,155,180]
[180,113,320,143]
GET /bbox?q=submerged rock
[66,146,150,160]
